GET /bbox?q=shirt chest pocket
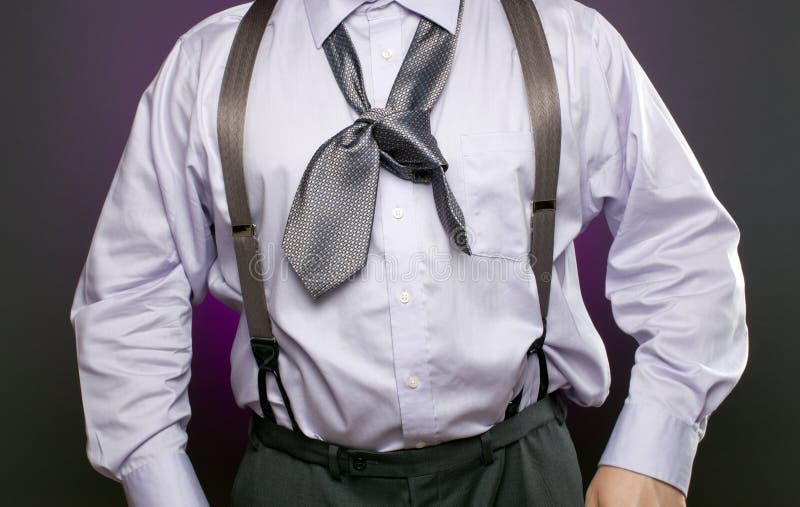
[459,131,535,261]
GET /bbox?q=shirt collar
[303,0,460,49]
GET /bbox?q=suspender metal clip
[251,336,300,431]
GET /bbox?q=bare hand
[585,465,687,507]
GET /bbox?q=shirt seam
[621,398,705,437]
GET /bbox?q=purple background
[9,1,798,505]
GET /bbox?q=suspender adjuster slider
[233,223,256,237]
[532,199,556,212]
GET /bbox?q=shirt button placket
[368,7,437,450]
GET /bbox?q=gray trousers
[231,393,584,506]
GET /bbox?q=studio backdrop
[6,1,798,506]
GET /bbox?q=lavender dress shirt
[69,0,749,505]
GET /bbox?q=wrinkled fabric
[231,404,583,507]
[69,0,748,505]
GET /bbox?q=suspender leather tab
[251,336,279,371]
[251,337,278,423]
[251,335,301,431]
[527,318,546,356]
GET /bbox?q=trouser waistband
[249,390,568,480]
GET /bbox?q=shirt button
[392,207,404,219]
[415,441,427,449]
[406,376,419,389]
[399,291,410,304]
[381,48,393,60]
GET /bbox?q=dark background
[6,0,798,505]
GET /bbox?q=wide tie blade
[282,123,381,298]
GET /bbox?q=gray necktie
[282,0,469,298]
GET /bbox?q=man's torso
[181,0,610,451]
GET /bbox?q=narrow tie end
[451,227,472,255]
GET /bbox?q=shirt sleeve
[69,34,216,507]
[582,10,749,497]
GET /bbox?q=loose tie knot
[282,4,469,298]
[354,107,389,126]
[352,107,445,183]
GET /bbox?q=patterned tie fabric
[282,0,469,298]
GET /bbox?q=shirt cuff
[598,400,703,497]
[121,452,209,507]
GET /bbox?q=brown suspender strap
[501,0,561,330]
[218,0,275,341]
[216,0,299,430]
[501,0,562,405]
[217,0,561,424]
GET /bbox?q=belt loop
[328,444,342,481]
[479,433,494,466]
[247,413,259,451]
[554,390,567,425]
[505,389,523,420]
